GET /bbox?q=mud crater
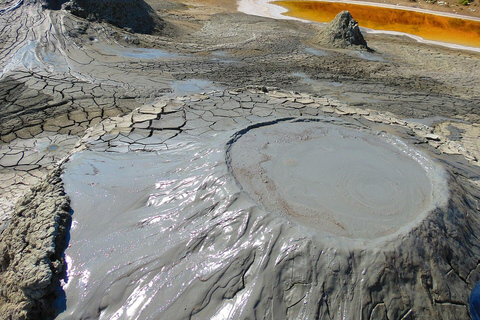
[227,118,448,240]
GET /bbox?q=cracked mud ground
[0,0,480,319]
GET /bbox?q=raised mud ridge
[0,168,71,320]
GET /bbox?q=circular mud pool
[227,119,448,240]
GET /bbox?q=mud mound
[62,0,165,34]
[315,10,369,50]
[56,89,480,319]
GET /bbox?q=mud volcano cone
[316,10,369,50]
[62,0,165,34]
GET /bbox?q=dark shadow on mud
[61,0,166,34]
[52,207,74,319]
[42,0,68,10]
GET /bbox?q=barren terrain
[0,0,479,319]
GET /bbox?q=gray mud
[54,88,480,319]
[227,119,448,241]
[1,0,480,319]
[60,0,166,34]
[0,169,71,319]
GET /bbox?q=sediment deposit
[1,0,480,319]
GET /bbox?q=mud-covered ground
[1,0,480,319]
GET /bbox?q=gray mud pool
[227,119,447,240]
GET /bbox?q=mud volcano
[56,90,480,319]
[227,119,447,242]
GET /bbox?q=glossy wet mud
[275,1,480,47]
[47,86,480,319]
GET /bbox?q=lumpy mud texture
[227,119,447,241]
[315,11,369,50]
[0,169,71,320]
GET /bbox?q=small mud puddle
[169,79,223,96]
[98,45,179,59]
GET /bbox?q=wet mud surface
[56,88,480,319]
[228,118,447,240]
[1,0,480,319]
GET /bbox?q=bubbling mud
[227,119,448,240]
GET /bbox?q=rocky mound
[315,11,370,50]
[62,0,165,34]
